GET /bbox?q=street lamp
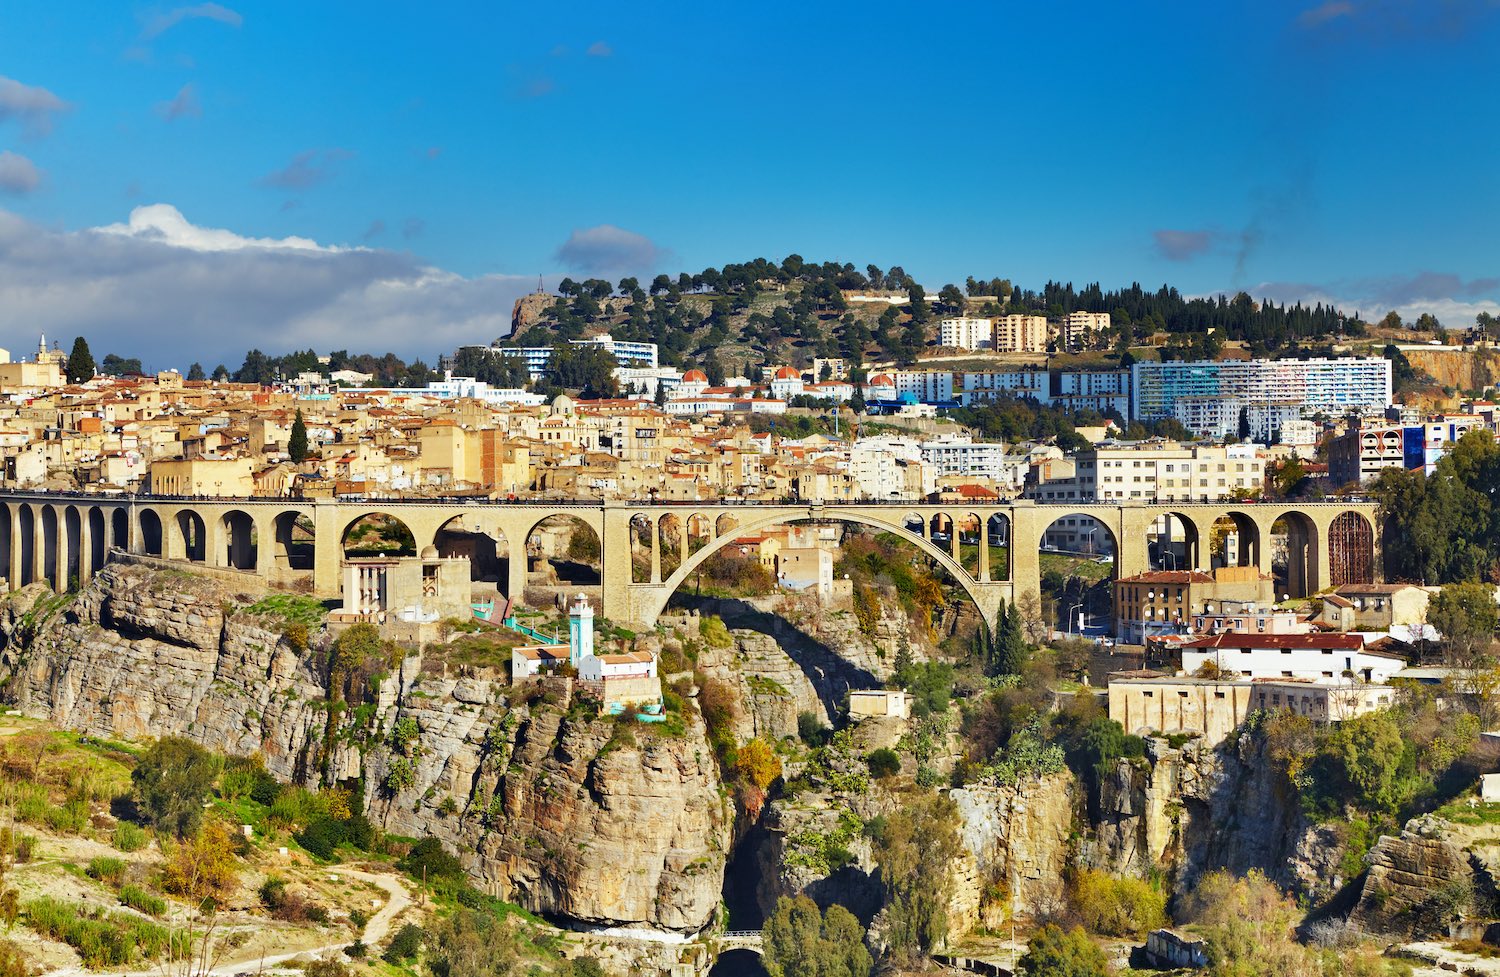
[1065,600,1083,635]
[1083,527,1097,555]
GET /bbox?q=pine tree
[187,362,206,382]
[65,337,95,383]
[288,410,309,463]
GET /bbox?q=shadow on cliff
[667,595,879,719]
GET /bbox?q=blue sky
[0,0,1496,368]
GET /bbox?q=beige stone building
[1107,672,1254,744]
[993,314,1049,353]
[148,457,256,496]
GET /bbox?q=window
[1214,691,1226,699]
[1143,690,1154,698]
[1178,690,1189,698]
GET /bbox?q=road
[42,868,412,977]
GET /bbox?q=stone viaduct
[0,491,1382,632]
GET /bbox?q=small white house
[848,690,912,720]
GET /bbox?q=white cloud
[96,203,338,252]
[0,152,42,194]
[0,205,536,368]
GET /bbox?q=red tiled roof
[1181,632,1364,651]
[1117,570,1214,584]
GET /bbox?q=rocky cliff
[1087,735,1346,904]
[0,563,728,933]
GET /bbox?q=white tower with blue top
[569,593,594,667]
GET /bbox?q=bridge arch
[138,507,164,557]
[642,509,1004,629]
[110,507,128,556]
[220,509,258,570]
[1146,511,1199,572]
[1270,510,1320,598]
[1328,510,1375,588]
[87,506,107,575]
[177,509,208,563]
[342,512,416,558]
[434,514,511,593]
[273,510,316,571]
[63,505,82,589]
[40,505,59,589]
[1206,510,1262,570]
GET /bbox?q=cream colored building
[148,457,256,496]
[1061,311,1111,351]
[1248,679,1395,721]
[1107,673,1255,745]
[1028,441,1264,504]
[993,314,1049,353]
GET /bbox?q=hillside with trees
[504,255,1373,375]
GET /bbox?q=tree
[653,382,667,407]
[871,793,962,960]
[1428,582,1499,669]
[995,600,1030,675]
[1017,925,1111,977]
[65,337,95,383]
[161,819,240,902]
[101,353,144,376]
[211,364,229,381]
[132,737,223,838]
[187,362,206,382]
[735,738,782,790]
[762,896,871,977]
[288,409,309,463]
[1178,870,1316,976]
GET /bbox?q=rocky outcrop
[752,796,883,924]
[951,775,1075,928]
[0,562,728,933]
[697,628,827,743]
[1349,819,1481,939]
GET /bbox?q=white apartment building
[887,370,955,403]
[1061,311,1111,351]
[442,334,659,378]
[939,317,994,351]
[993,314,1049,353]
[919,434,1024,488]
[1052,369,1131,415]
[1131,358,1392,431]
[1027,441,1264,503]
[850,436,931,500]
[958,369,1048,405]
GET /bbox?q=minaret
[568,593,594,667]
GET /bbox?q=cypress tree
[288,409,309,463]
[65,337,95,383]
[996,599,1030,676]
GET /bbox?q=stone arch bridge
[0,491,1381,632]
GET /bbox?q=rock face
[1087,735,1345,904]
[698,628,827,743]
[1349,819,1480,939]
[0,563,728,933]
[951,775,1075,927]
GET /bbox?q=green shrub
[24,897,190,968]
[383,923,424,963]
[295,814,375,860]
[118,885,167,917]
[398,837,466,884]
[866,748,901,779]
[86,856,128,888]
[112,822,148,853]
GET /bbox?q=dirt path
[41,868,413,977]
